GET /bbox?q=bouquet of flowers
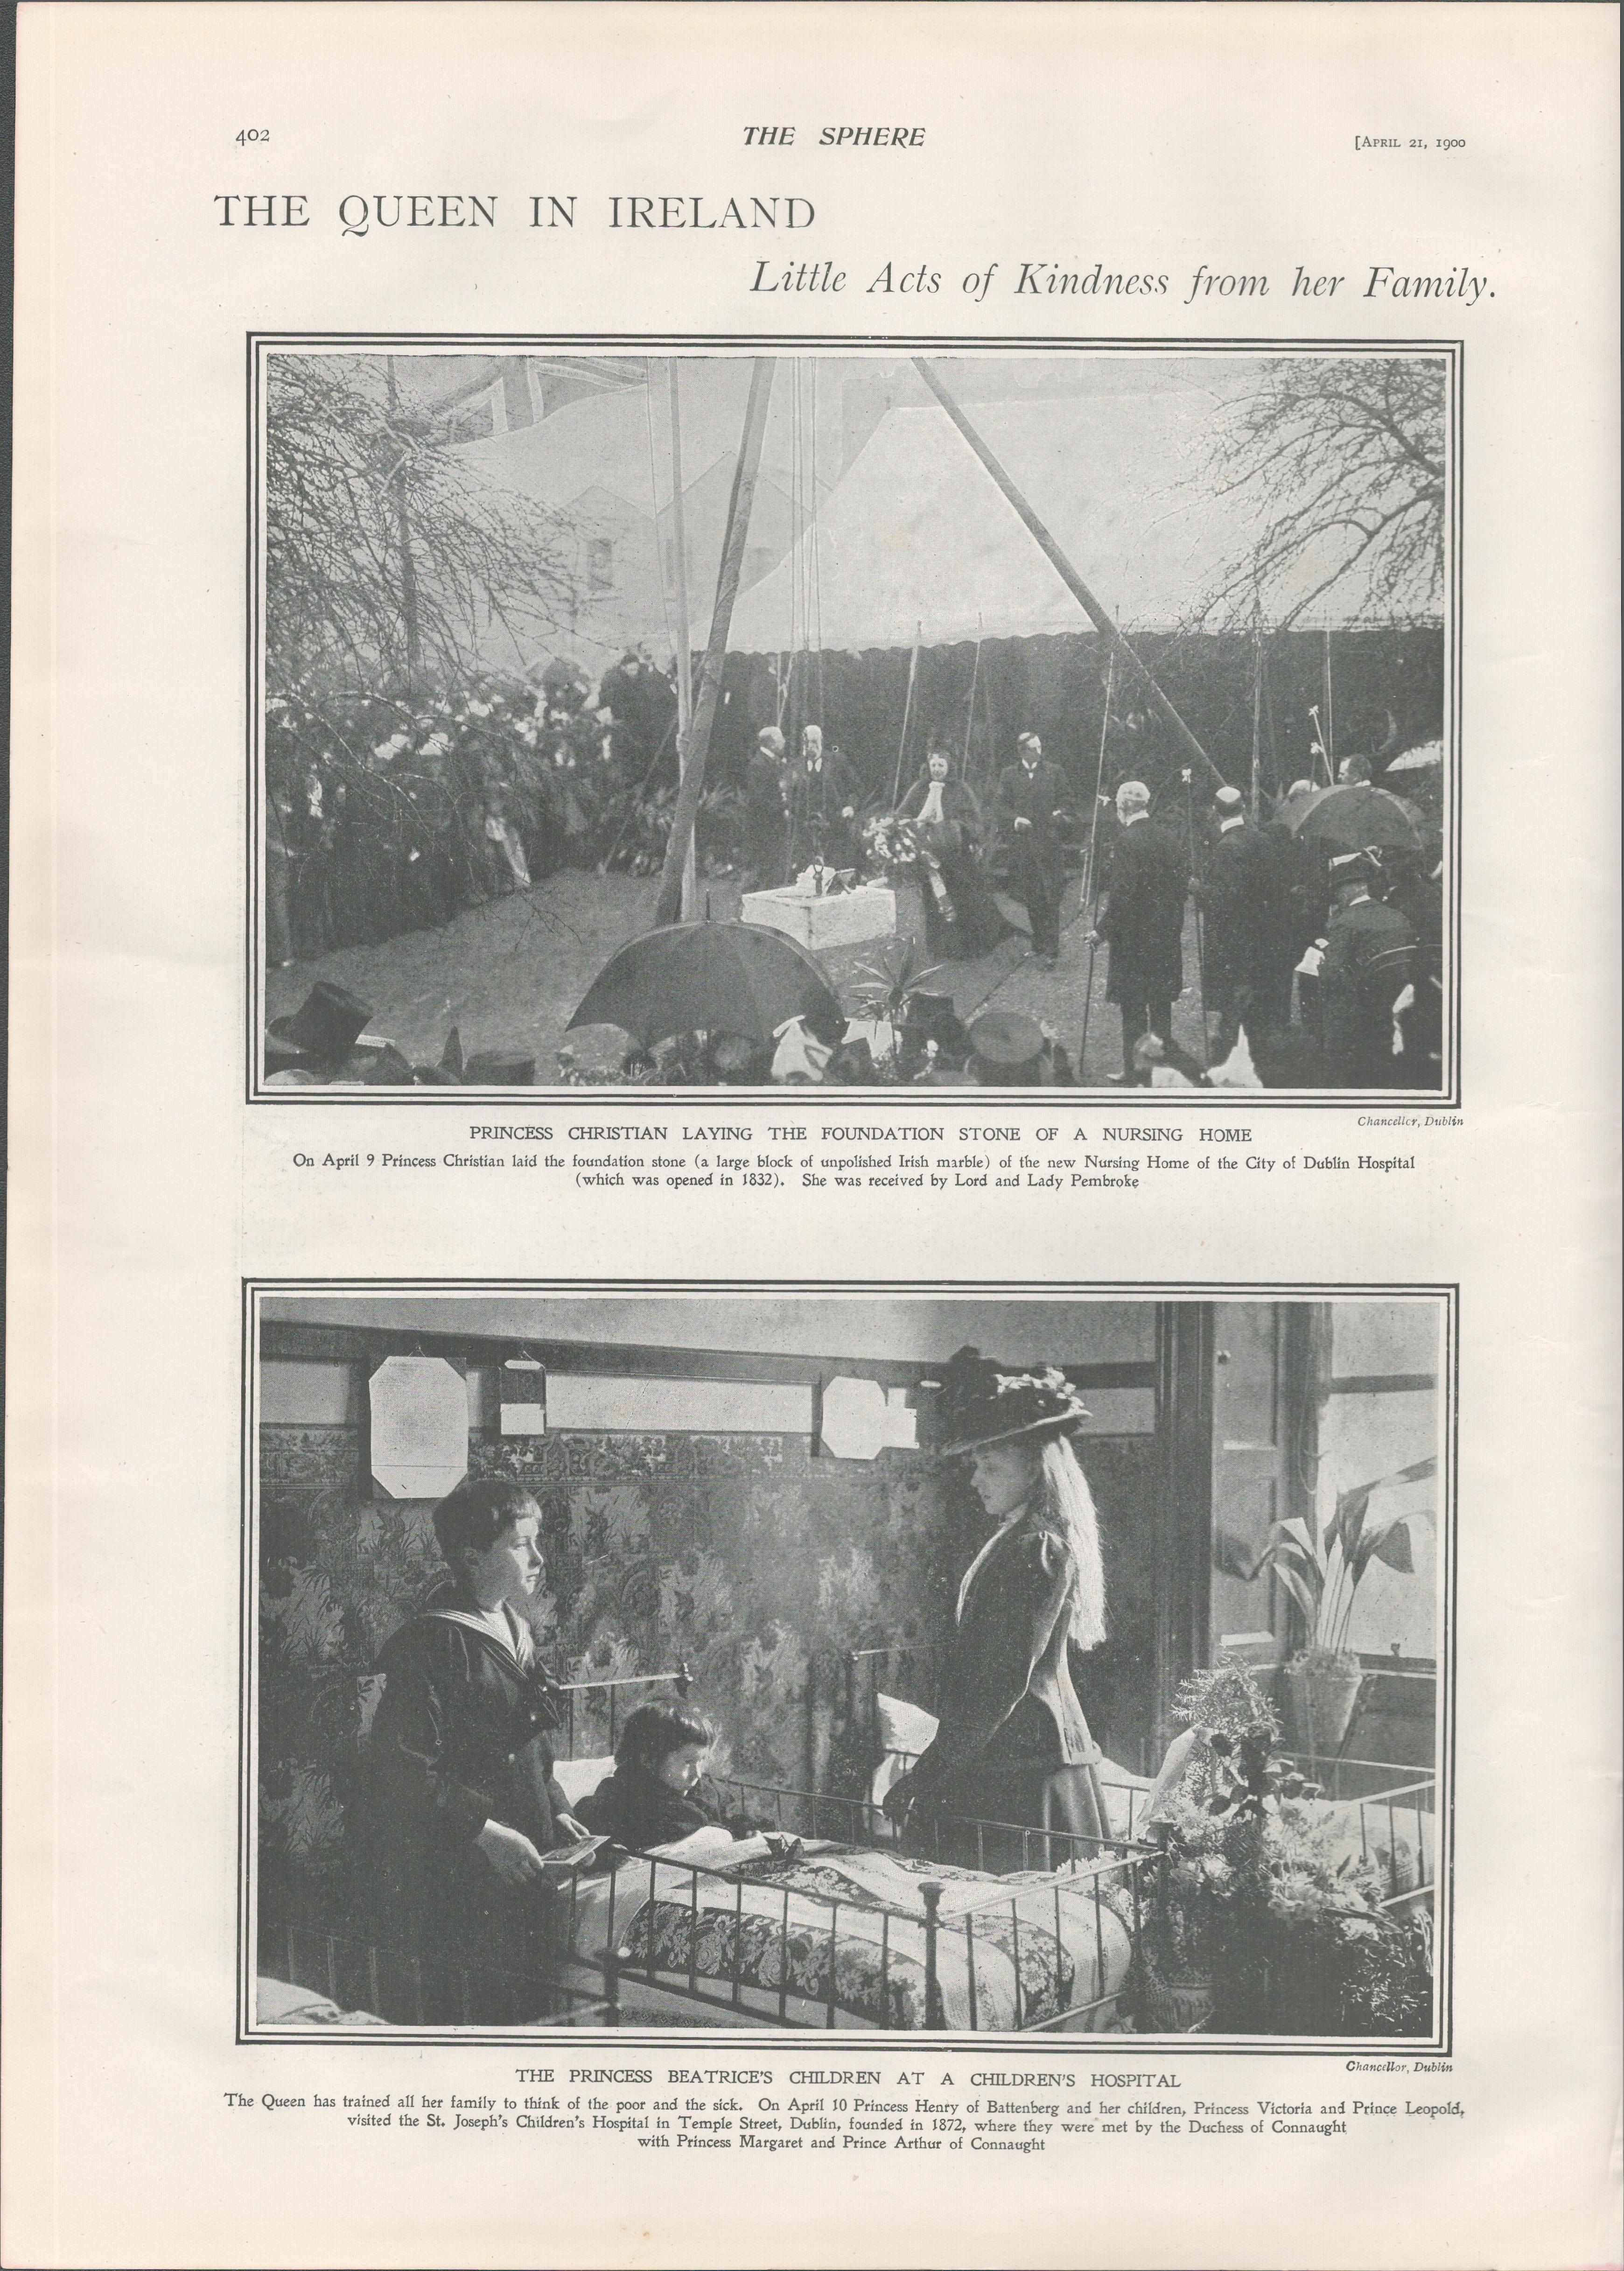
[1142,1663,1432,2035]
[860,813,927,880]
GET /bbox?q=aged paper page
[4,5,1619,2268]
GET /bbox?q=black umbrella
[1286,784,1422,853]
[567,920,843,1048]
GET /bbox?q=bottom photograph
[245,1284,1450,2047]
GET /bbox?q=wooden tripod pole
[665,360,697,918]
[912,357,1223,790]
[1076,650,1116,1079]
[652,358,776,929]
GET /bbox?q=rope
[642,379,676,663]
[809,361,825,724]
[962,620,983,779]
[1183,778,1211,1070]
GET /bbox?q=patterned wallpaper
[257,1418,958,1908]
[258,1399,1162,1933]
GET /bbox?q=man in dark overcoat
[741,725,789,889]
[1089,780,1187,1079]
[1253,794,1324,1036]
[993,731,1075,964]
[1195,784,1267,1057]
[787,724,862,871]
[1317,852,1418,1088]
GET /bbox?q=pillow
[1095,1757,1156,1842]
[875,1692,938,1758]
[869,1697,940,1830]
[553,1754,615,1808]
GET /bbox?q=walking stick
[1077,652,1115,1081]
[1183,774,1211,1071]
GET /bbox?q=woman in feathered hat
[884,1347,1109,1857]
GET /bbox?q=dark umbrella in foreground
[567,920,843,1047]
[1286,783,1422,853]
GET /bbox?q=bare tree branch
[1189,357,1447,632]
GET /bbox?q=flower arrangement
[860,812,927,879]
[1143,1662,1432,2035]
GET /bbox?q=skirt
[907,1759,1108,1872]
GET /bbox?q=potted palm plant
[847,938,951,1068]
[1260,1469,1425,1755]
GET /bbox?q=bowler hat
[932,1344,1091,1458]
[267,981,374,1066]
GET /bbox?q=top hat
[933,1345,1091,1458]
[967,1009,1045,1084]
[266,981,375,1066]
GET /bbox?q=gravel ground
[262,870,1210,1086]
[974,897,1210,1087]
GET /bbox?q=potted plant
[1256,1472,1420,1756]
[847,938,951,1069]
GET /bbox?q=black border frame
[238,1276,1458,2056]
[244,335,1464,1111]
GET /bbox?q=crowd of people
[730,718,1444,1092]
[264,650,707,965]
[266,647,1443,1091]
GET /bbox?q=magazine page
[4,6,1619,2269]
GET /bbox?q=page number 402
[236,128,270,145]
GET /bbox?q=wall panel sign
[369,1355,469,1499]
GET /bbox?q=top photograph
[250,342,1457,1102]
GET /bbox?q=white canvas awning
[716,392,1441,654]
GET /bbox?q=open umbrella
[1285,783,1422,853]
[567,920,843,1048]
[1384,739,1443,775]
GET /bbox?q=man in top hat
[787,723,861,873]
[742,725,790,890]
[266,981,381,1080]
[1089,781,1187,1081]
[993,731,1075,967]
[1193,783,1267,1058]
[1316,851,1417,1088]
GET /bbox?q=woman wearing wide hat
[884,1346,1108,1861]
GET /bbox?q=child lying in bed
[576,1703,756,1853]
